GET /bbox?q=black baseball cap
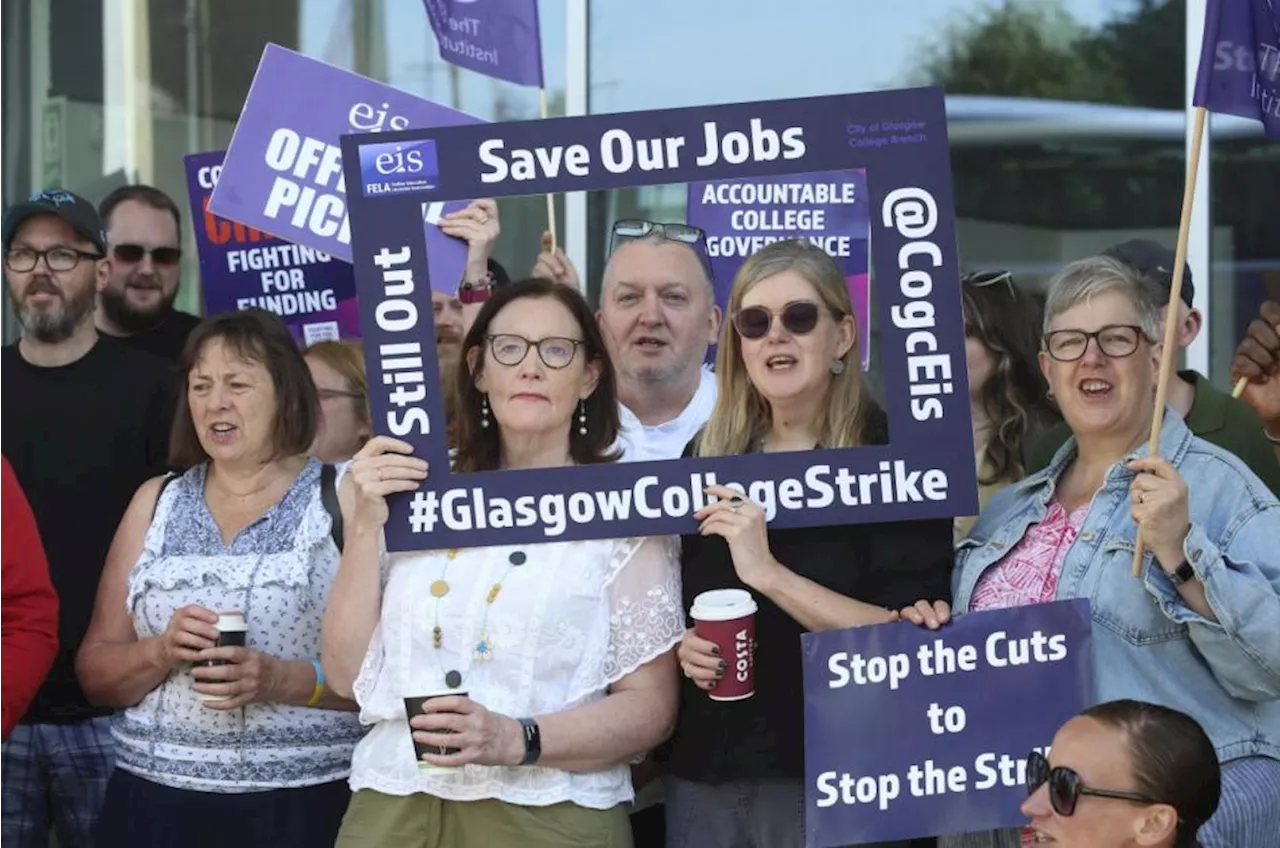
[2,189,107,255]
[1102,239,1194,308]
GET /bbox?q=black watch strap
[517,717,541,765]
[1169,560,1196,585]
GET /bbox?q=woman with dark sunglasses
[1021,699,1220,847]
[660,240,952,848]
[956,270,1060,542]
[901,255,1280,848]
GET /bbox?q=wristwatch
[1168,559,1196,586]
[517,717,541,765]
[458,272,495,304]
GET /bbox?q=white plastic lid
[691,588,758,622]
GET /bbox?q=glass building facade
[3,0,1275,387]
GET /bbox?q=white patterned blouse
[112,459,365,792]
[348,533,684,809]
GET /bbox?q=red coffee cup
[691,589,758,701]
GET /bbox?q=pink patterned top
[969,499,1091,848]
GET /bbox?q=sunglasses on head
[1025,750,1164,817]
[610,219,704,247]
[962,269,1015,297]
[732,300,839,341]
[112,244,182,266]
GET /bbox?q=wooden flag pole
[1131,105,1209,578]
[539,88,558,252]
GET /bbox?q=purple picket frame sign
[185,150,362,346]
[339,87,981,552]
[210,43,481,295]
[687,170,871,370]
[422,0,545,87]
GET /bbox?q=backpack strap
[150,471,180,522]
[321,463,344,553]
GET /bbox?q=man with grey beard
[1,189,172,847]
[95,185,200,362]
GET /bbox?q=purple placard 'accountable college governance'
[687,170,871,369]
[802,600,1094,846]
[185,151,360,345]
[210,43,478,295]
[340,87,979,551]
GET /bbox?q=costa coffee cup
[691,589,757,701]
[195,611,248,702]
[403,689,468,770]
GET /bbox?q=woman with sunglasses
[901,256,1280,848]
[956,270,1060,542]
[662,240,953,848]
[1022,699,1220,847]
[322,278,684,848]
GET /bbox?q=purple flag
[211,43,481,296]
[1193,0,1280,137]
[687,170,872,370]
[185,150,361,346]
[422,0,544,88]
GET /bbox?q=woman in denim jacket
[903,255,1280,848]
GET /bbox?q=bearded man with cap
[1,189,173,847]
[1028,240,1280,495]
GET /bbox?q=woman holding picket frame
[661,240,953,848]
[322,278,684,848]
[902,256,1280,848]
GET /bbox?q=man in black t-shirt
[95,185,201,362]
[1,189,173,847]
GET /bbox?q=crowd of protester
[2,183,1279,848]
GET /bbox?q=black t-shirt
[2,337,174,723]
[660,410,954,784]
[106,310,201,363]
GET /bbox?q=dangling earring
[480,394,491,428]
[829,358,846,375]
[577,399,588,436]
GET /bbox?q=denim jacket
[953,409,1280,763]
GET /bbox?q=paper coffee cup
[195,611,248,702]
[691,589,758,701]
[404,689,467,770]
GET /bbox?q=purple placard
[802,600,1093,846]
[1193,0,1280,138]
[184,150,360,345]
[210,43,478,296]
[340,87,980,551]
[422,0,545,87]
[687,170,871,369]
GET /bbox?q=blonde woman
[305,341,372,464]
[661,240,952,848]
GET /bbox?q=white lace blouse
[348,534,684,809]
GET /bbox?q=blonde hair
[304,340,371,431]
[697,240,871,457]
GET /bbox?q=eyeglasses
[112,244,182,266]
[610,219,704,248]
[962,269,1016,298]
[733,300,840,340]
[1026,750,1163,817]
[5,246,102,273]
[317,388,363,402]
[485,334,585,369]
[1043,324,1148,362]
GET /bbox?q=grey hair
[606,232,716,300]
[1042,255,1162,341]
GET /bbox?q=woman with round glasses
[322,278,685,848]
[901,255,1280,847]
[1021,699,1220,847]
[956,270,1059,542]
[662,240,953,848]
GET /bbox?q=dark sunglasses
[962,269,1016,298]
[733,300,839,341]
[1025,750,1164,817]
[112,244,182,266]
